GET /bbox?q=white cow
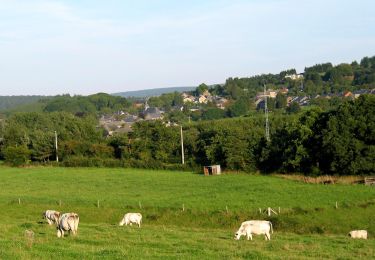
[56,212,79,238]
[348,230,367,239]
[43,210,60,225]
[119,213,142,227]
[235,220,273,241]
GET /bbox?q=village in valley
[99,72,375,136]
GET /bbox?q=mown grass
[0,166,374,259]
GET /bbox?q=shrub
[62,156,124,167]
[3,146,31,166]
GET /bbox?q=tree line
[0,95,373,175]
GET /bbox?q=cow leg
[57,229,63,238]
[265,232,271,241]
[47,219,52,225]
[138,221,141,228]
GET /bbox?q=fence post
[97,200,100,208]
[182,204,185,212]
[18,198,21,205]
[139,201,142,209]
[226,205,229,214]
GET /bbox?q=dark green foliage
[62,156,123,167]
[166,110,187,123]
[130,121,181,164]
[148,92,183,111]
[108,134,130,159]
[1,112,101,163]
[3,145,31,166]
[227,97,250,117]
[286,102,301,114]
[195,83,209,95]
[275,93,287,109]
[43,93,131,114]
[201,108,226,120]
[258,95,374,175]
[304,63,333,74]
[310,95,375,175]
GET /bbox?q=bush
[3,146,31,166]
[62,156,124,167]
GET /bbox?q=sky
[0,0,374,96]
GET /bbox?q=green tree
[275,93,287,109]
[202,108,226,120]
[286,102,301,114]
[3,145,31,166]
[310,95,375,175]
[228,97,249,117]
[196,83,209,96]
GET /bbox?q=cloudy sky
[0,0,374,95]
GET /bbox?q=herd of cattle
[42,210,368,240]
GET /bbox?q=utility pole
[54,131,59,162]
[264,85,270,142]
[180,126,185,164]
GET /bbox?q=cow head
[119,219,125,226]
[234,228,245,240]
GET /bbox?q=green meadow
[0,167,374,259]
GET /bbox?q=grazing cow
[119,213,142,227]
[235,220,273,241]
[56,213,79,238]
[42,210,60,225]
[348,230,367,239]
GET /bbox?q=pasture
[0,167,374,259]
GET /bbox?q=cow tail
[269,221,273,234]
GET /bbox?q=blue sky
[0,0,374,95]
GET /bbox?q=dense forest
[0,56,374,175]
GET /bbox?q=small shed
[203,165,221,176]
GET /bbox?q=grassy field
[0,167,374,259]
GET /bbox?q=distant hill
[0,96,50,111]
[112,86,196,98]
